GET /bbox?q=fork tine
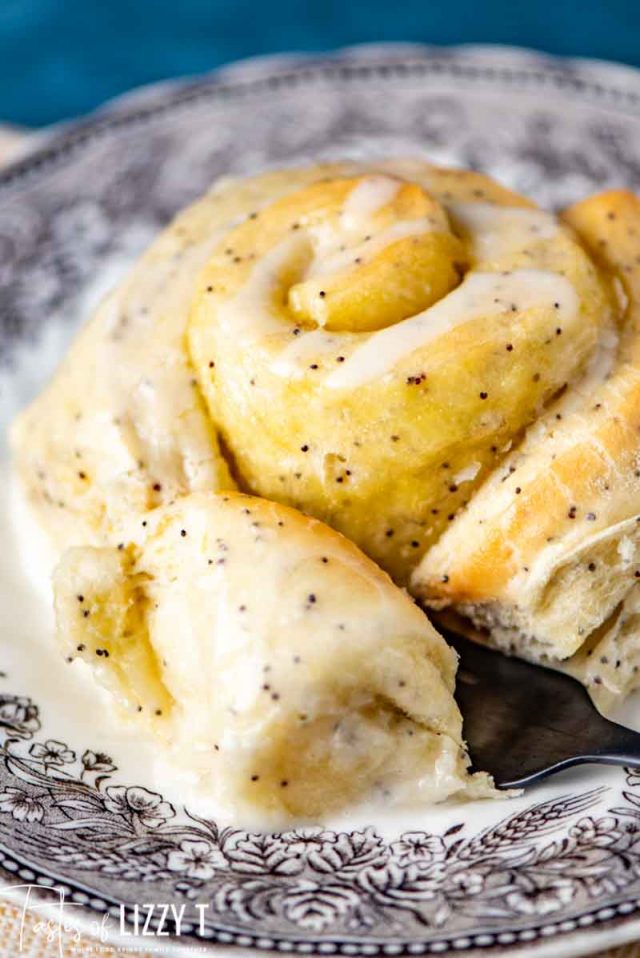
[440,625,640,788]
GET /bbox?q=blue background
[2,0,640,127]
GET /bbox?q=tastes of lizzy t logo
[0,883,211,956]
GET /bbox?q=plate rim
[1,41,640,197]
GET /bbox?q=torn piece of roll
[53,492,492,822]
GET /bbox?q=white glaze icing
[271,329,342,378]
[340,174,401,231]
[325,270,579,390]
[453,462,482,485]
[306,217,436,284]
[216,236,303,339]
[449,203,559,261]
[549,325,620,419]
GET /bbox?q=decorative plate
[1,43,640,958]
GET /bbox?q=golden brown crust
[414,189,640,672]
[563,190,640,288]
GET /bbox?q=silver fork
[440,621,640,788]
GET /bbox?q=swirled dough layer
[189,164,615,581]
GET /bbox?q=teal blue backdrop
[1,0,639,126]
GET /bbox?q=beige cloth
[0,125,27,165]
[0,124,635,958]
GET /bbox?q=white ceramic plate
[1,43,640,958]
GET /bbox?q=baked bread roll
[14,158,638,721]
[53,492,490,821]
[413,190,640,711]
[13,160,614,587]
[189,162,614,581]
